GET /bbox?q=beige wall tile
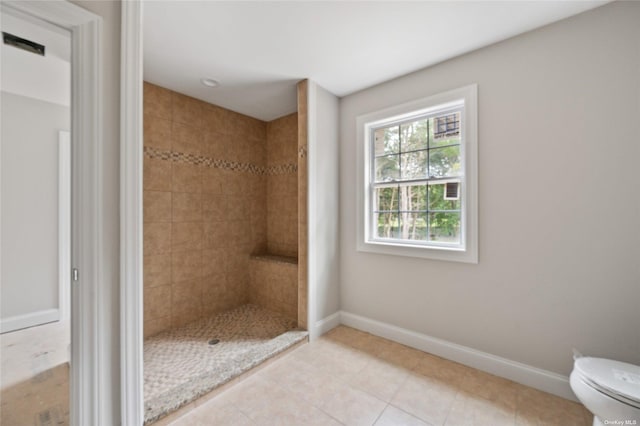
[144,254,172,288]
[144,315,171,339]
[203,131,228,159]
[172,122,203,155]
[202,168,226,195]
[144,285,171,321]
[201,275,233,315]
[144,191,172,223]
[202,194,228,223]
[172,163,202,193]
[144,82,172,121]
[142,81,299,333]
[172,222,203,253]
[227,195,250,222]
[144,115,172,150]
[227,220,252,249]
[202,248,227,278]
[267,113,297,165]
[144,222,172,255]
[203,221,229,249]
[172,92,203,128]
[172,250,202,283]
[171,278,202,325]
[172,192,202,222]
[203,104,231,135]
[144,157,172,191]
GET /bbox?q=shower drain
[208,339,220,345]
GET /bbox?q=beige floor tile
[326,326,393,357]
[320,380,387,426]
[515,386,588,426]
[305,339,372,382]
[391,373,458,426]
[444,390,515,426]
[377,342,425,370]
[458,368,518,411]
[259,357,344,409]
[375,405,433,426]
[413,353,472,387]
[582,407,594,425]
[349,357,410,402]
[170,398,253,426]
[220,374,341,426]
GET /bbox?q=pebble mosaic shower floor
[144,304,308,424]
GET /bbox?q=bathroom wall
[266,113,298,257]
[1,92,69,328]
[339,1,640,375]
[143,82,267,337]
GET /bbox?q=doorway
[0,1,105,424]
[0,9,71,424]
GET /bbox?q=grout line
[371,402,389,425]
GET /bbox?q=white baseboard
[339,311,577,402]
[313,311,341,338]
[0,309,60,334]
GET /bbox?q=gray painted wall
[339,1,640,376]
[309,82,341,332]
[1,92,69,321]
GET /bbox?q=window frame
[356,84,478,263]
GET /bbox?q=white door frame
[2,1,103,424]
[120,0,144,424]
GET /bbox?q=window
[356,85,478,263]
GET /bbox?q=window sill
[358,240,477,264]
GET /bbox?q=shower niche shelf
[250,253,298,265]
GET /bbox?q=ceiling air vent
[2,32,45,56]
[444,182,460,200]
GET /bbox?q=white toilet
[570,357,640,426]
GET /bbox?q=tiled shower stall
[143,82,306,334]
[142,81,308,422]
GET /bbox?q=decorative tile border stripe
[144,146,297,175]
[298,145,307,159]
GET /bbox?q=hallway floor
[155,325,592,426]
[0,320,70,426]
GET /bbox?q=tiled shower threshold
[144,304,308,424]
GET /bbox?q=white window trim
[356,84,478,263]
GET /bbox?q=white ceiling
[143,1,608,122]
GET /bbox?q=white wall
[1,92,69,326]
[339,0,640,378]
[69,1,121,423]
[307,81,341,336]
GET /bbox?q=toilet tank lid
[575,357,640,401]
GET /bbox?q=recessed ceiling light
[201,78,220,88]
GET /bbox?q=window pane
[400,119,428,152]
[400,150,427,180]
[399,184,427,211]
[431,112,460,145]
[374,186,399,212]
[399,212,428,241]
[429,145,461,177]
[375,212,400,239]
[374,126,399,156]
[428,212,461,243]
[428,183,461,210]
[375,154,399,182]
